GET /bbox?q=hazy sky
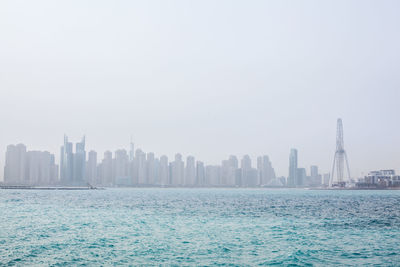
[1,0,399,180]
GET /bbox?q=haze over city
[1,0,400,181]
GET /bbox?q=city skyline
[1,124,399,183]
[5,134,331,187]
[5,133,398,188]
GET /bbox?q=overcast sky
[1,0,399,180]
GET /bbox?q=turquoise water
[1,189,399,266]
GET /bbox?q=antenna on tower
[330,118,351,187]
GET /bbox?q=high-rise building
[114,149,130,185]
[4,144,27,184]
[86,150,97,185]
[205,165,221,186]
[228,155,240,186]
[196,161,205,186]
[310,165,321,186]
[240,155,257,186]
[135,149,147,185]
[288,149,298,187]
[296,168,306,187]
[257,155,275,186]
[154,158,160,185]
[185,156,196,186]
[4,144,58,186]
[172,153,184,186]
[159,155,169,186]
[74,137,86,184]
[100,151,113,186]
[60,135,86,185]
[146,152,155,185]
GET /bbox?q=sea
[1,188,399,266]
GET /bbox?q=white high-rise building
[146,152,155,185]
[4,144,27,184]
[135,149,147,185]
[196,161,205,186]
[185,156,196,186]
[114,149,130,185]
[288,149,298,187]
[100,151,113,186]
[86,150,97,185]
[4,144,58,186]
[172,153,184,186]
[60,136,86,185]
[159,155,169,186]
[257,155,275,186]
[205,165,221,186]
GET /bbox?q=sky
[0,0,399,180]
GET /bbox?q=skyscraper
[4,144,26,184]
[172,153,184,186]
[100,151,113,186]
[196,161,205,186]
[135,149,147,185]
[240,155,257,186]
[60,136,73,185]
[288,149,298,187]
[74,136,86,185]
[86,150,97,185]
[146,152,155,185]
[185,156,196,186]
[257,155,275,186]
[60,135,86,185]
[159,155,169,186]
[114,149,130,185]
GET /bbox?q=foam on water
[1,189,399,265]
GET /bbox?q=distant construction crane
[330,118,351,187]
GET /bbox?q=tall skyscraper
[114,149,130,185]
[100,151,113,186]
[159,155,169,186]
[240,155,257,186]
[172,153,184,186]
[60,136,73,185]
[74,136,86,184]
[185,156,196,186]
[60,135,86,185]
[288,149,298,187]
[196,161,205,186]
[4,144,27,184]
[205,165,221,186]
[146,152,155,185]
[135,149,147,185]
[228,155,239,186]
[86,150,97,185]
[257,155,275,186]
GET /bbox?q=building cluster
[3,136,330,188]
[84,140,279,187]
[356,170,400,189]
[3,144,59,185]
[287,149,330,187]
